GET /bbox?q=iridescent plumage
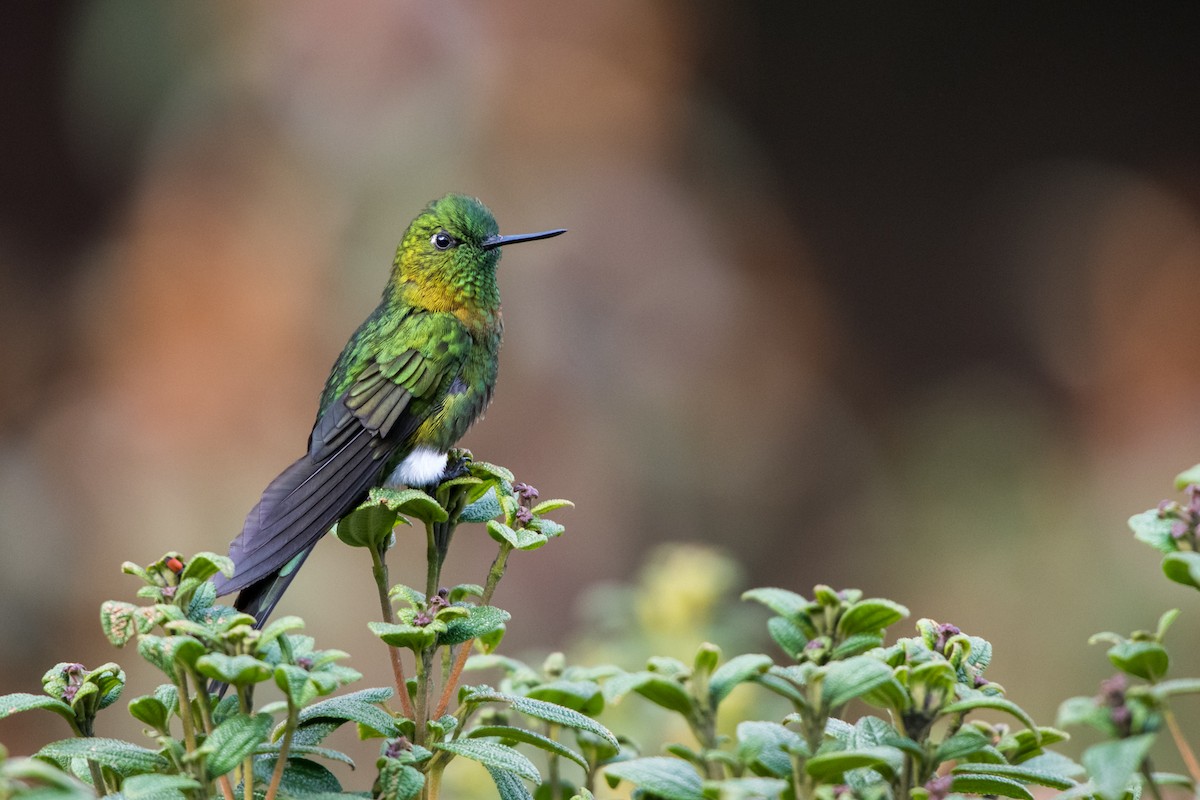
[214,194,564,625]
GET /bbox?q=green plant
[5,461,1200,800]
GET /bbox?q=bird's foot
[441,449,474,482]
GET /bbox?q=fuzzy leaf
[376,759,425,800]
[823,656,899,708]
[368,621,439,651]
[742,588,809,620]
[201,712,273,778]
[252,756,342,795]
[38,737,168,775]
[127,694,171,732]
[121,773,202,799]
[1083,734,1156,800]
[1162,551,1200,590]
[100,601,140,647]
[487,766,534,800]
[805,747,903,782]
[468,725,588,770]
[525,681,604,716]
[952,761,1076,790]
[942,694,1037,732]
[295,688,398,738]
[467,691,618,749]
[0,693,78,731]
[195,654,273,687]
[179,552,234,583]
[710,654,772,705]
[1107,641,1169,681]
[1128,510,1178,554]
[530,499,574,515]
[604,757,704,800]
[1175,464,1200,490]
[436,739,540,782]
[438,606,511,646]
[766,616,809,659]
[950,773,1033,799]
[837,599,909,636]
[737,721,804,778]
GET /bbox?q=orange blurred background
[3,0,1200,770]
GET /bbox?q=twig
[370,544,415,719]
[1164,706,1200,784]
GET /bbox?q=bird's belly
[385,446,449,488]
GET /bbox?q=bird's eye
[431,231,456,251]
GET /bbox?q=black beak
[480,228,567,250]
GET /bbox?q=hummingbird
[213,194,565,626]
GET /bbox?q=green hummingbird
[213,194,565,626]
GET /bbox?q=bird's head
[391,194,564,318]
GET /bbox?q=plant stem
[425,521,440,600]
[186,668,236,800]
[370,543,415,719]
[433,543,513,718]
[1164,706,1200,784]
[239,690,254,800]
[415,648,434,747]
[264,702,298,800]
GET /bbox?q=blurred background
[3,0,1200,783]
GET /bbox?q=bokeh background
[3,0,1200,784]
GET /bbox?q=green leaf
[127,694,171,732]
[252,756,342,796]
[1082,734,1156,800]
[942,694,1037,732]
[950,773,1033,800]
[1107,641,1169,681]
[933,728,992,764]
[468,725,588,770]
[1129,510,1177,554]
[1175,464,1200,490]
[742,588,809,619]
[371,486,449,524]
[831,633,885,660]
[837,599,909,636]
[766,617,809,659]
[709,654,772,706]
[376,759,425,800]
[805,747,903,782]
[439,606,511,646]
[467,691,618,749]
[0,693,78,731]
[1146,677,1200,700]
[460,487,503,523]
[37,737,168,775]
[621,672,693,716]
[604,757,704,800]
[295,688,398,738]
[530,499,574,515]
[703,777,788,799]
[525,681,604,715]
[275,664,318,707]
[121,773,202,799]
[1162,551,1200,590]
[137,635,205,676]
[336,501,401,549]
[952,761,1075,790]
[195,654,273,686]
[822,656,899,708]
[737,721,804,778]
[368,621,439,651]
[259,615,305,648]
[488,766,534,800]
[487,520,548,551]
[179,552,234,583]
[255,742,355,768]
[100,601,141,647]
[202,712,273,778]
[435,739,540,782]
